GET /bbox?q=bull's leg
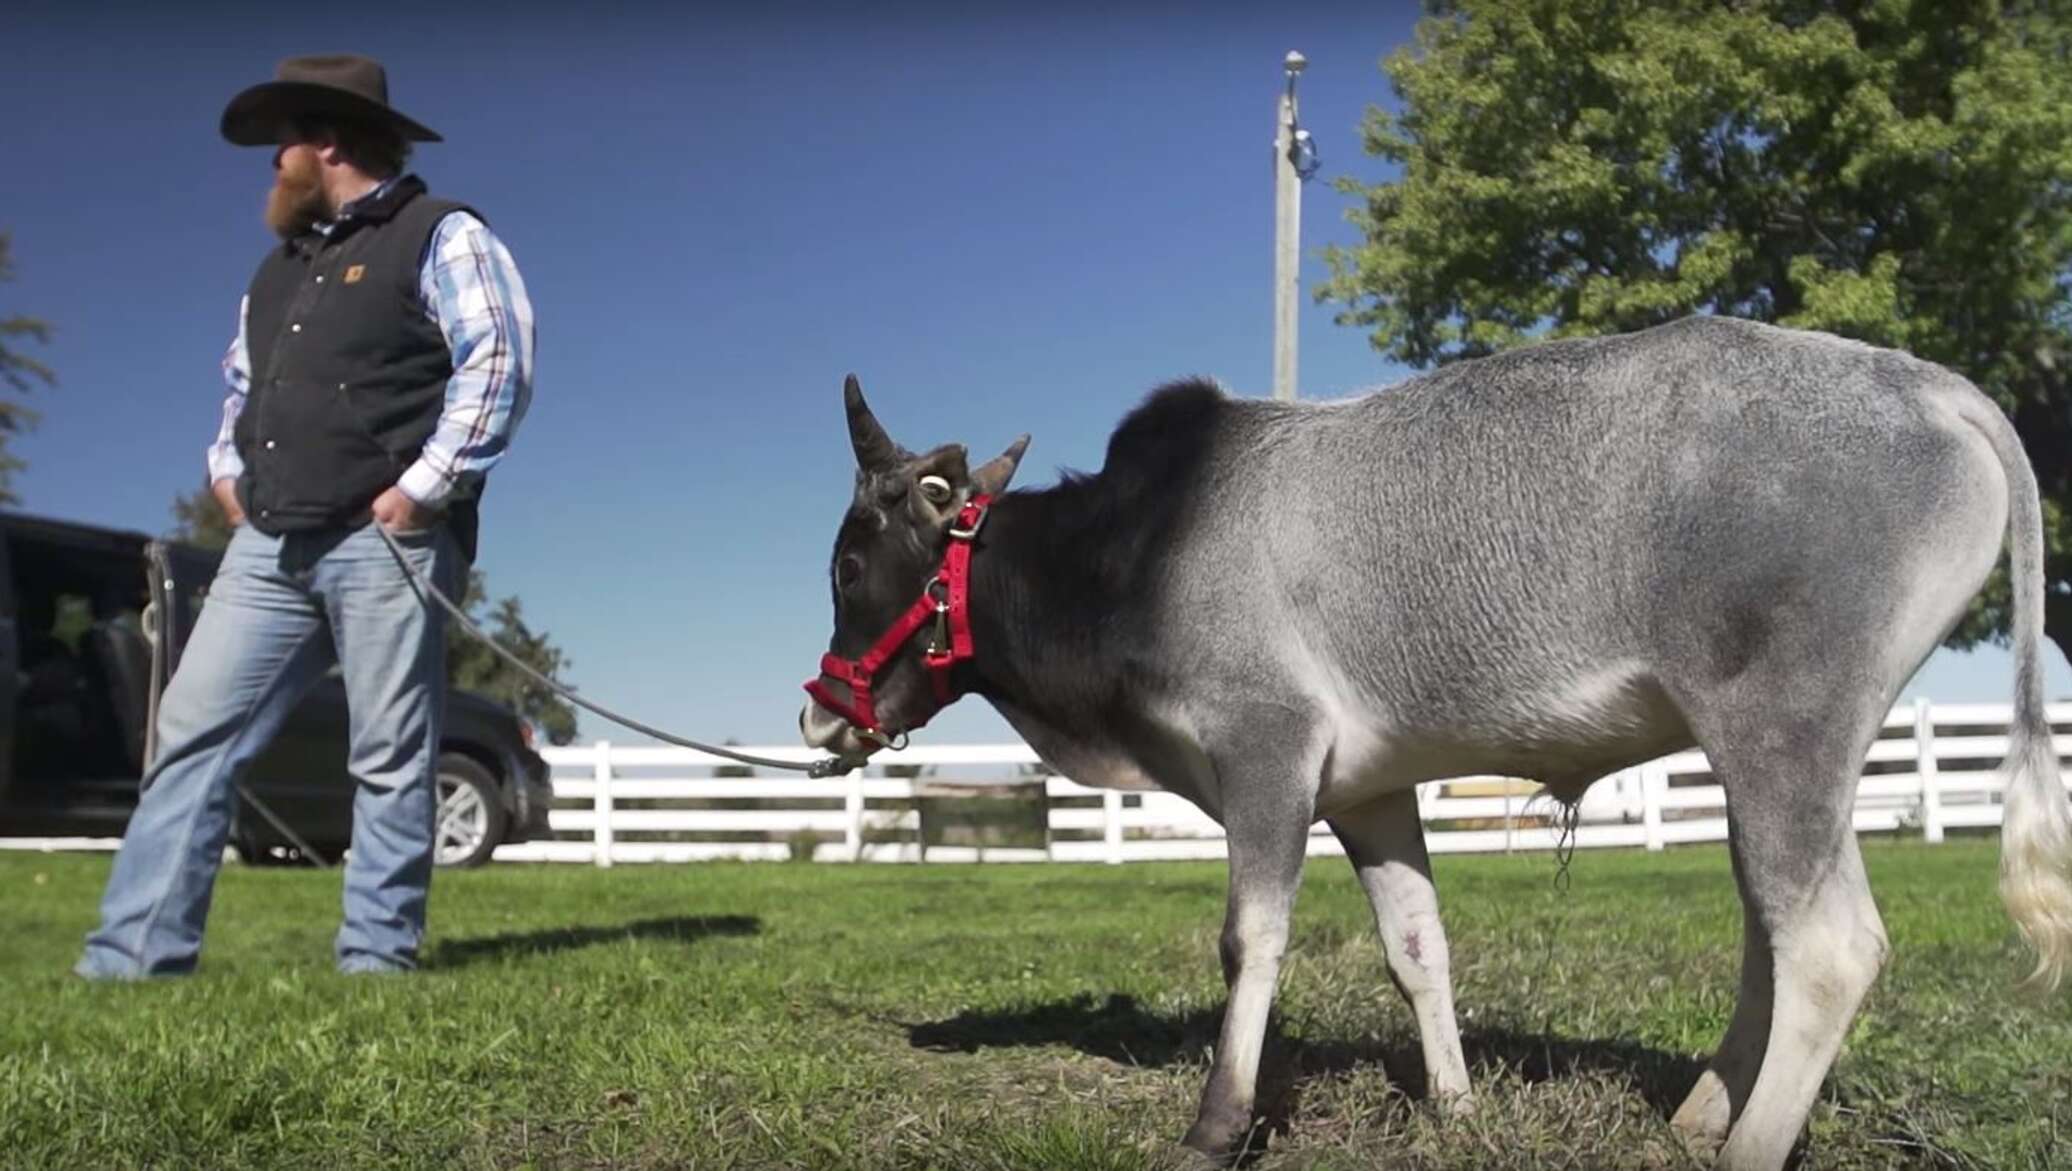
[1328,790,1472,1107]
[1668,905,1772,1152]
[1181,787,1313,1158]
[1678,703,1890,1171]
[1717,832,1886,1171]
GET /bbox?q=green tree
[1323,0,2072,654]
[168,484,580,744]
[0,231,55,504]
[168,480,237,550]
[446,580,580,746]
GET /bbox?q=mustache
[264,167,327,238]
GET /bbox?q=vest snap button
[265,440,277,451]
[290,323,302,332]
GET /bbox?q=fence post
[1103,789,1123,865]
[592,740,613,869]
[1914,697,1943,844]
[846,768,865,862]
[1641,759,1666,852]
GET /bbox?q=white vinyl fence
[5,700,2065,865]
[489,699,2072,866]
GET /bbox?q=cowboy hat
[221,54,442,146]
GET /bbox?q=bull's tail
[1956,389,2072,990]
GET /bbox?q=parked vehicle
[1,511,551,867]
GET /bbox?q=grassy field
[2,840,2068,1170]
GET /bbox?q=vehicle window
[9,534,153,785]
[49,595,91,654]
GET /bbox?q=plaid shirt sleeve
[205,296,251,483]
[396,210,536,509]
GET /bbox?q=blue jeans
[76,520,455,978]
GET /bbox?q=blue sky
[6,1,2062,748]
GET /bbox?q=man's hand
[371,485,438,534]
[211,477,247,528]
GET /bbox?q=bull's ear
[844,375,899,472]
[908,447,969,525]
[972,435,1030,497]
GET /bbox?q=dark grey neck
[953,377,1233,744]
[961,482,1170,739]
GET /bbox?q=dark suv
[1,511,552,867]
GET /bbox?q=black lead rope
[376,525,861,778]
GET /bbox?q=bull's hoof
[1161,1141,1234,1171]
[1669,1071,1732,1155]
[1178,1111,1254,1166]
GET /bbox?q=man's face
[264,137,327,239]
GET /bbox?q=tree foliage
[169,483,579,744]
[447,583,580,746]
[1324,0,2072,650]
[0,232,55,505]
[167,481,236,550]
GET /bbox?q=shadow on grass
[428,914,760,969]
[908,991,1706,1124]
[910,992,1220,1067]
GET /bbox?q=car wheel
[434,753,508,868]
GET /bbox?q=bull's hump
[1102,378,1229,472]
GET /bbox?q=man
[75,54,535,978]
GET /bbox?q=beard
[264,151,328,239]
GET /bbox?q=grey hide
[802,316,2072,1171]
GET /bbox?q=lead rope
[376,526,862,778]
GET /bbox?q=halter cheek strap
[804,495,990,744]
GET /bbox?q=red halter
[804,495,990,746]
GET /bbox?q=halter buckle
[948,504,987,540]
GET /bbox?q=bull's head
[799,375,1028,757]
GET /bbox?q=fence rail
[489,698,2072,866]
[6,699,2067,865]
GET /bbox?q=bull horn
[973,434,1031,497]
[844,375,899,471]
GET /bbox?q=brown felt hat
[221,54,442,146]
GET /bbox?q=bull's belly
[991,700,1170,793]
[1314,662,1691,817]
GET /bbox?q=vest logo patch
[343,265,367,284]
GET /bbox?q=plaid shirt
[208,180,536,509]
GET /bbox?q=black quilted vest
[235,174,482,561]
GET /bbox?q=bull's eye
[918,475,954,505]
[837,554,864,591]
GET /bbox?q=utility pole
[1273,49,1314,402]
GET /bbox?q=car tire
[434,752,508,869]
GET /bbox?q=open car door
[142,539,220,769]
[0,529,15,806]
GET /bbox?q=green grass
[2,840,2067,1169]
